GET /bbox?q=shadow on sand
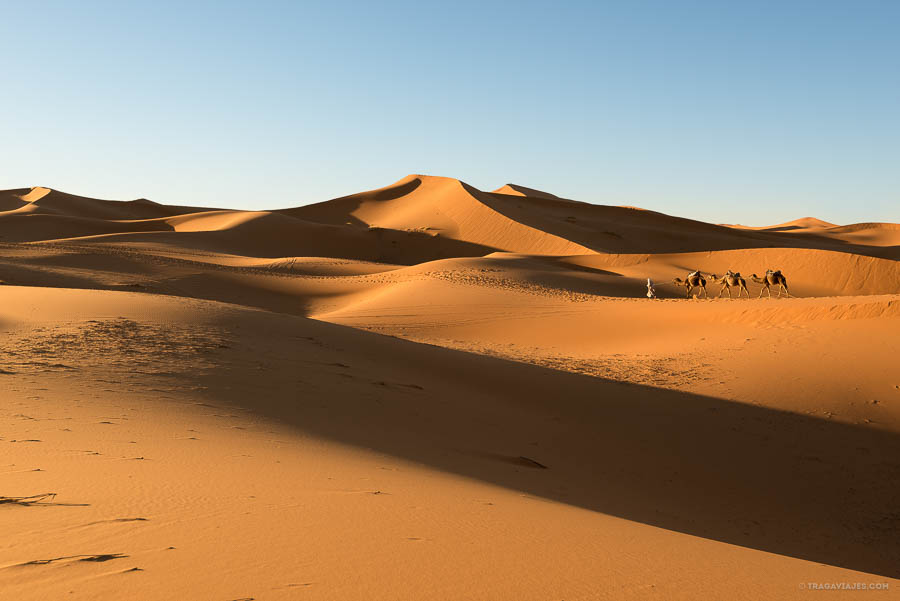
[191,313,900,579]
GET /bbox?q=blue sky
[2,0,897,224]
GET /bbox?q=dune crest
[492,183,562,200]
[19,186,53,203]
[760,217,839,230]
[286,174,593,256]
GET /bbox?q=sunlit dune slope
[492,183,565,200]
[821,222,900,247]
[754,217,839,231]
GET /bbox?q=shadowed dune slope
[476,192,898,258]
[2,187,215,220]
[0,213,177,242]
[32,214,494,263]
[0,187,226,243]
[0,187,32,211]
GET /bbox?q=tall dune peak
[492,184,561,200]
[20,186,53,202]
[776,217,838,229]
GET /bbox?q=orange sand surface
[1,177,898,600]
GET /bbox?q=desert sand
[1,176,898,600]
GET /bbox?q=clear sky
[2,0,897,225]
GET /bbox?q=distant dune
[284,174,592,256]
[5,177,895,259]
[754,217,839,231]
[1,176,898,601]
[491,183,563,200]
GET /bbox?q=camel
[710,270,750,299]
[672,270,708,298]
[750,269,790,298]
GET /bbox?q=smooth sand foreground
[1,177,898,600]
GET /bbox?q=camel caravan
[665,269,791,299]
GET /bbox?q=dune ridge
[3,176,897,259]
[285,175,594,255]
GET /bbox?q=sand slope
[733,216,900,251]
[285,175,593,255]
[1,178,898,600]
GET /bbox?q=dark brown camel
[673,270,708,298]
[710,270,750,299]
[750,270,790,298]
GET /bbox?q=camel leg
[718,285,727,298]
[685,285,692,298]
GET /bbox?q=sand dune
[821,222,900,247]
[285,175,593,255]
[1,177,898,600]
[757,216,839,230]
[0,188,32,211]
[9,187,207,220]
[491,183,566,200]
[730,216,900,253]
[3,178,896,259]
